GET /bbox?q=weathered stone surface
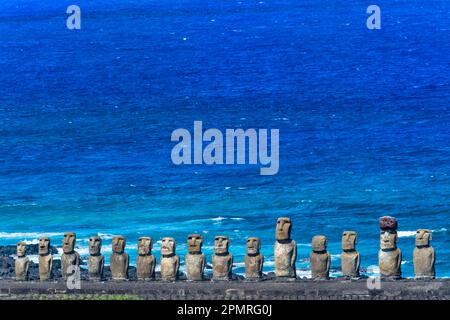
[137,237,155,280]
[341,231,360,278]
[212,235,232,281]
[310,235,330,280]
[245,237,263,280]
[413,229,435,279]
[38,237,53,281]
[185,234,205,281]
[88,236,104,281]
[274,217,296,279]
[61,232,80,281]
[379,217,402,279]
[15,242,29,281]
[160,237,179,281]
[109,236,129,280]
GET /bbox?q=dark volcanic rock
[0,244,58,256]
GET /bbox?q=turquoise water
[0,0,449,277]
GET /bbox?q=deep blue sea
[0,0,449,278]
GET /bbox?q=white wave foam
[398,231,416,238]
[0,232,64,239]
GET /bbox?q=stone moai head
[187,234,203,254]
[161,237,176,256]
[17,241,26,257]
[379,216,398,250]
[342,231,358,251]
[246,237,261,256]
[112,236,126,254]
[312,235,328,252]
[38,237,50,255]
[214,235,230,255]
[62,232,76,254]
[89,236,102,255]
[276,217,292,241]
[416,229,432,247]
[138,237,153,255]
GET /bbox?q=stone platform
[0,279,449,300]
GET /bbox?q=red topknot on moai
[379,216,398,231]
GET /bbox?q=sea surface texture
[0,0,449,277]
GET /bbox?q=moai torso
[185,254,205,281]
[379,248,402,278]
[245,254,263,279]
[245,237,263,280]
[185,234,205,281]
[413,229,435,279]
[88,255,104,281]
[341,251,360,278]
[212,254,233,280]
[110,236,129,280]
[15,257,29,281]
[378,216,402,279]
[160,237,179,281]
[110,252,129,280]
[88,236,104,281]
[341,231,360,278]
[39,254,53,281]
[61,252,81,280]
[15,242,29,281]
[137,255,156,280]
[38,237,53,281]
[274,240,297,278]
[310,235,330,280]
[137,237,156,280]
[160,255,180,281]
[212,235,233,280]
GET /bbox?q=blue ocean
[0,0,449,278]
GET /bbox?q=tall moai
[245,237,263,280]
[274,217,297,280]
[61,232,81,281]
[160,237,180,281]
[15,241,29,281]
[413,229,435,279]
[38,236,53,281]
[110,236,129,280]
[310,235,330,280]
[378,216,402,279]
[185,234,206,281]
[341,231,360,278]
[137,236,156,280]
[212,235,233,281]
[88,236,104,281]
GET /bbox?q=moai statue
[341,231,360,278]
[61,232,81,281]
[185,234,206,281]
[274,217,297,280]
[88,236,104,281]
[245,237,263,280]
[160,237,180,281]
[137,237,156,280]
[378,216,402,279]
[38,236,53,281]
[212,235,233,281]
[310,235,330,280]
[15,242,29,281]
[109,236,129,280]
[413,229,435,280]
